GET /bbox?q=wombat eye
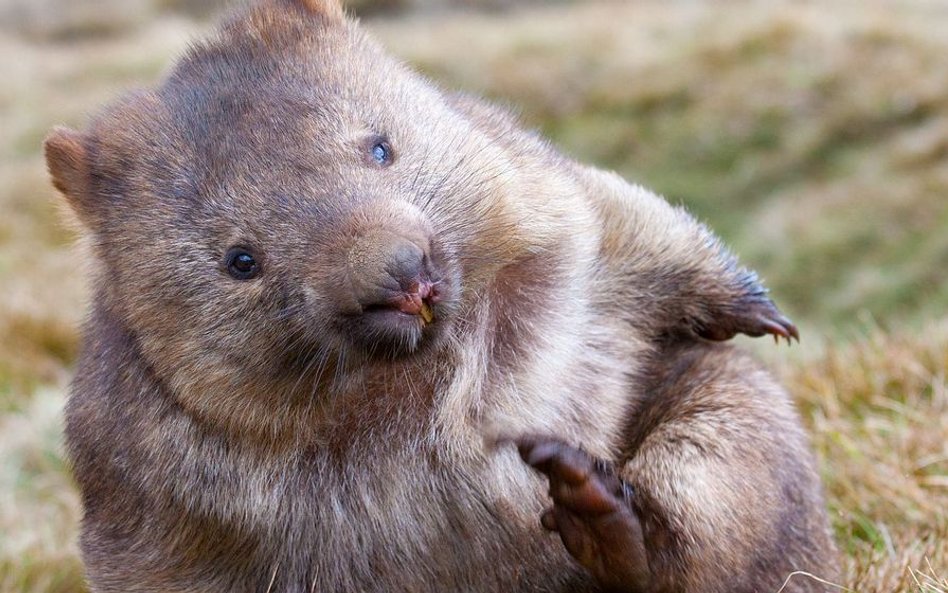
[370,140,393,166]
[225,247,260,280]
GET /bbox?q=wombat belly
[259,465,597,592]
[96,453,598,593]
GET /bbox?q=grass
[784,321,948,592]
[0,1,945,591]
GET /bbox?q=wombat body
[46,1,836,591]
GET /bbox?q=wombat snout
[347,232,442,317]
[341,219,452,357]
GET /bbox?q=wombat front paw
[515,437,651,593]
[697,297,799,345]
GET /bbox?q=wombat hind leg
[516,437,651,593]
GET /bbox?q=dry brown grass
[785,321,948,592]
[0,1,945,591]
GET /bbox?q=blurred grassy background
[0,0,946,591]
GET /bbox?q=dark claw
[697,298,800,346]
[757,312,799,345]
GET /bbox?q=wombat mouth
[365,278,440,318]
[344,277,453,360]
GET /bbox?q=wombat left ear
[290,0,345,21]
[44,127,94,222]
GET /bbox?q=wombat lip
[360,279,442,323]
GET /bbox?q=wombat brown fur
[45,0,836,591]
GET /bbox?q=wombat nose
[347,233,441,317]
[386,240,426,286]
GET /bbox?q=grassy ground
[1,1,946,591]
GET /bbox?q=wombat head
[45,0,584,421]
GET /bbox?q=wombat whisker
[298,351,330,422]
[418,135,497,211]
[331,347,349,391]
[421,158,471,211]
[418,127,475,195]
[312,347,334,383]
[288,346,325,401]
[408,137,439,197]
[275,303,307,322]
[264,562,279,593]
[423,157,515,214]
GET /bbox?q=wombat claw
[698,298,800,345]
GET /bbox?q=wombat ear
[44,126,94,223]
[290,0,345,21]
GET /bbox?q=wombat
[44,0,836,591]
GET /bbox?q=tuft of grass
[0,388,87,593]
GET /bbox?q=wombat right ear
[45,126,94,221]
[290,0,345,21]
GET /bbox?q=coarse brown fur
[44,0,837,591]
